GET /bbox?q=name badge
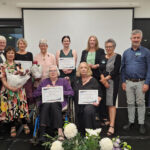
[135,52,141,57]
[101,60,106,64]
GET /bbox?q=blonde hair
[86,35,99,51]
[76,62,93,77]
[39,39,48,45]
[17,38,27,48]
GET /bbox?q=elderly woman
[56,35,77,81]
[34,39,56,87]
[72,62,102,135]
[33,65,74,142]
[0,47,30,137]
[99,39,121,136]
[15,38,33,104]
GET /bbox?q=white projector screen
[23,9,133,63]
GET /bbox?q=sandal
[101,119,110,126]
[58,135,65,141]
[24,124,30,135]
[107,126,114,136]
[10,126,16,137]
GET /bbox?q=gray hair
[17,38,27,47]
[105,38,116,48]
[39,39,48,45]
[131,29,143,38]
[0,35,6,41]
[49,65,60,76]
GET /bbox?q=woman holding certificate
[56,36,77,81]
[72,62,102,135]
[0,47,30,137]
[15,38,33,104]
[33,65,74,142]
[99,39,121,136]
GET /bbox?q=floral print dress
[0,62,29,122]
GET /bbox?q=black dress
[72,77,102,134]
[99,54,121,106]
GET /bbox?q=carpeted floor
[0,108,150,150]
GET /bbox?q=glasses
[105,46,114,49]
[49,70,57,73]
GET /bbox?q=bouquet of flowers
[43,123,132,150]
[31,60,42,79]
[5,63,30,88]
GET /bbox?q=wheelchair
[30,95,75,144]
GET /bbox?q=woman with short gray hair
[99,38,121,136]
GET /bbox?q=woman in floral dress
[0,47,30,137]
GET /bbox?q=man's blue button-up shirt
[121,46,150,84]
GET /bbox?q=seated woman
[0,47,30,137]
[33,65,74,142]
[99,39,121,136]
[72,62,102,135]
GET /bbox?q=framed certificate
[59,57,75,69]
[42,86,64,103]
[79,90,98,104]
[15,60,32,71]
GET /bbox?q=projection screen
[23,9,133,63]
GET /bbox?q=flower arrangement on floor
[43,123,132,150]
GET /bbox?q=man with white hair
[0,35,6,89]
[0,35,6,63]
[121,29,150,134]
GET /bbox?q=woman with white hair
[33,65,74,142]
[34,39,56,87]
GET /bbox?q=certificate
[59,57,75,69]
[15,60,32,71]
[79,90,98,104]
[42,86,64,103]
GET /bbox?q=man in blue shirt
[121,29,150,134]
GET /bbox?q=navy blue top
[121,46,150,84]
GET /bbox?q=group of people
[0,29,149,142]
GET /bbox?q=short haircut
[105,38,116,48]
[49,65,60,76]
[76,62,93,77]
[61,35,71,43]
[0,35,6,42]
[17,38,28,48]
[39,39,48,45]
[5,46,16,58]
[131,29,143,38]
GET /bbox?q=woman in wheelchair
[33,65,74,142]
[72,62,102,135]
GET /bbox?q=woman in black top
[72,62,102,135]
[99,39,121,136]
[15,38,33,105]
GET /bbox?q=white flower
[99,138,113,150]
[64,123,78,139]
[51,140,64,150]
[86,128,102,136]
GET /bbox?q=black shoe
[123,123,134,131]
[139,124,146,134]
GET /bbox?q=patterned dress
[0,62,29,122]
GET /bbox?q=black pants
[77,105,96,135]
[40,102,62,129]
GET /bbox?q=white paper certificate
[15,60,32,71]
[59,57,75,69]
[79,90,98,104]
[42,86,64,103]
